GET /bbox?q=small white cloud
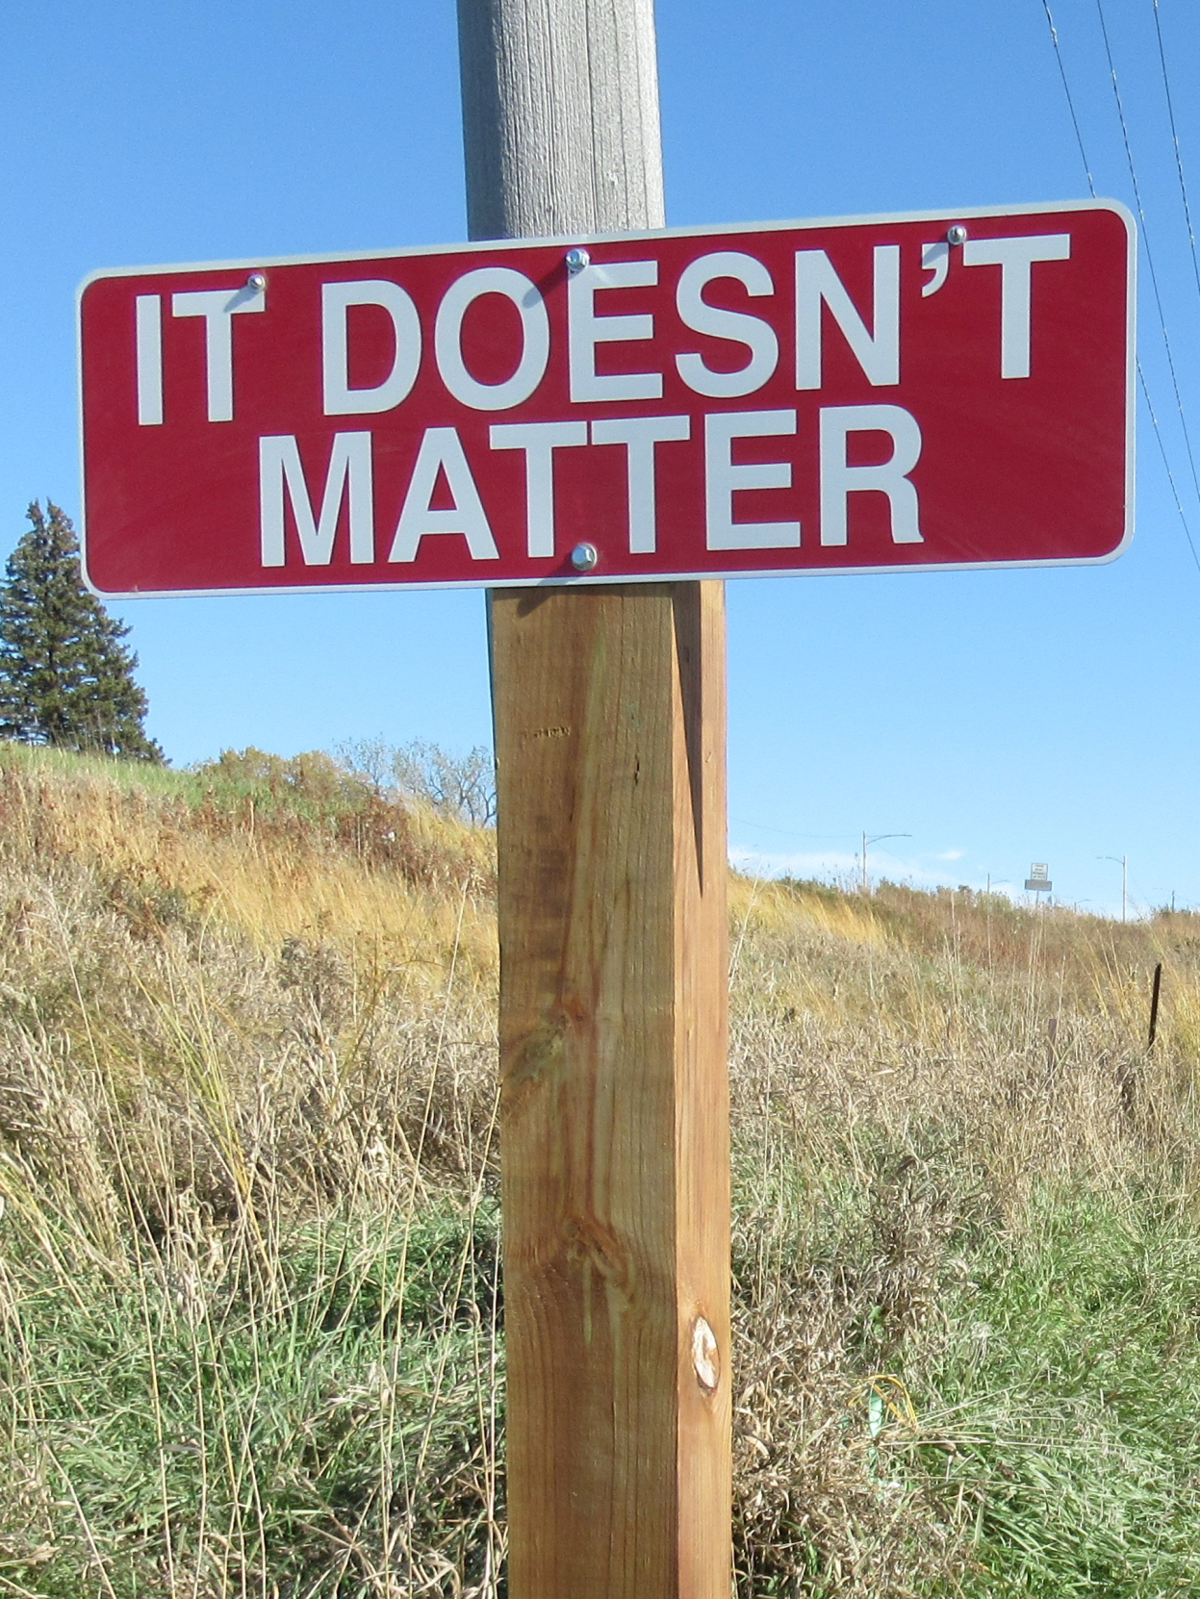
[728,840,1013,899]
[729,846,859,884]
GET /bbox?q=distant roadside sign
[78,200,1134,597]
[1025,863,1053,893]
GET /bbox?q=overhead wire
[1038,0,1200,576]
[1039,0,1096,197]
[1093,0,1200,509]
[1137,0,1200,573]
[1139,366,1200,575]
[1150,0,1200,306]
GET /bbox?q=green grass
[909,1185,1200,1596]
[0,737,200,798]
[0,1206,504,1598]
[14,1168,1200,1595]
[0,738,382,829]
[728,1130,1200,1596]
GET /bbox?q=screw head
[570,541,599,572]
[565,247,591,274]
[247,271,267,292]
[946,224,968,246]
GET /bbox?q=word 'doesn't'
[78,201,1134,596]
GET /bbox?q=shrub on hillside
[336,736,496,827]
[190,745,495,888]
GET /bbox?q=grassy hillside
[0,742,1198,1596]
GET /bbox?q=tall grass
[0,746,1198,1594]
[726,875,1200,1594]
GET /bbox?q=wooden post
[455,4,732,1597]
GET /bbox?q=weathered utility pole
[455,4,732,1597]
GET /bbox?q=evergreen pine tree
[0,502,162,760]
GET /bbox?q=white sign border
[77,197,1136,600]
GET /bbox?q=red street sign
[78,201,1134,596]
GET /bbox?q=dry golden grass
[725,875,1200,1592]
[0,744,1197,1595]
[0,744,497,987]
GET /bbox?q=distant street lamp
[1099,854,1128,922]
[861,831,911,895]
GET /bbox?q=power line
[1150,0,1200,307]
[1093,0,1200,511]
[1138,362,1200,575]
[1039,0,1096,197]
[1038,0,1200,578]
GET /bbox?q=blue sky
[3,0,1199,917]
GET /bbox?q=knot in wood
[691,1314,720,1393]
